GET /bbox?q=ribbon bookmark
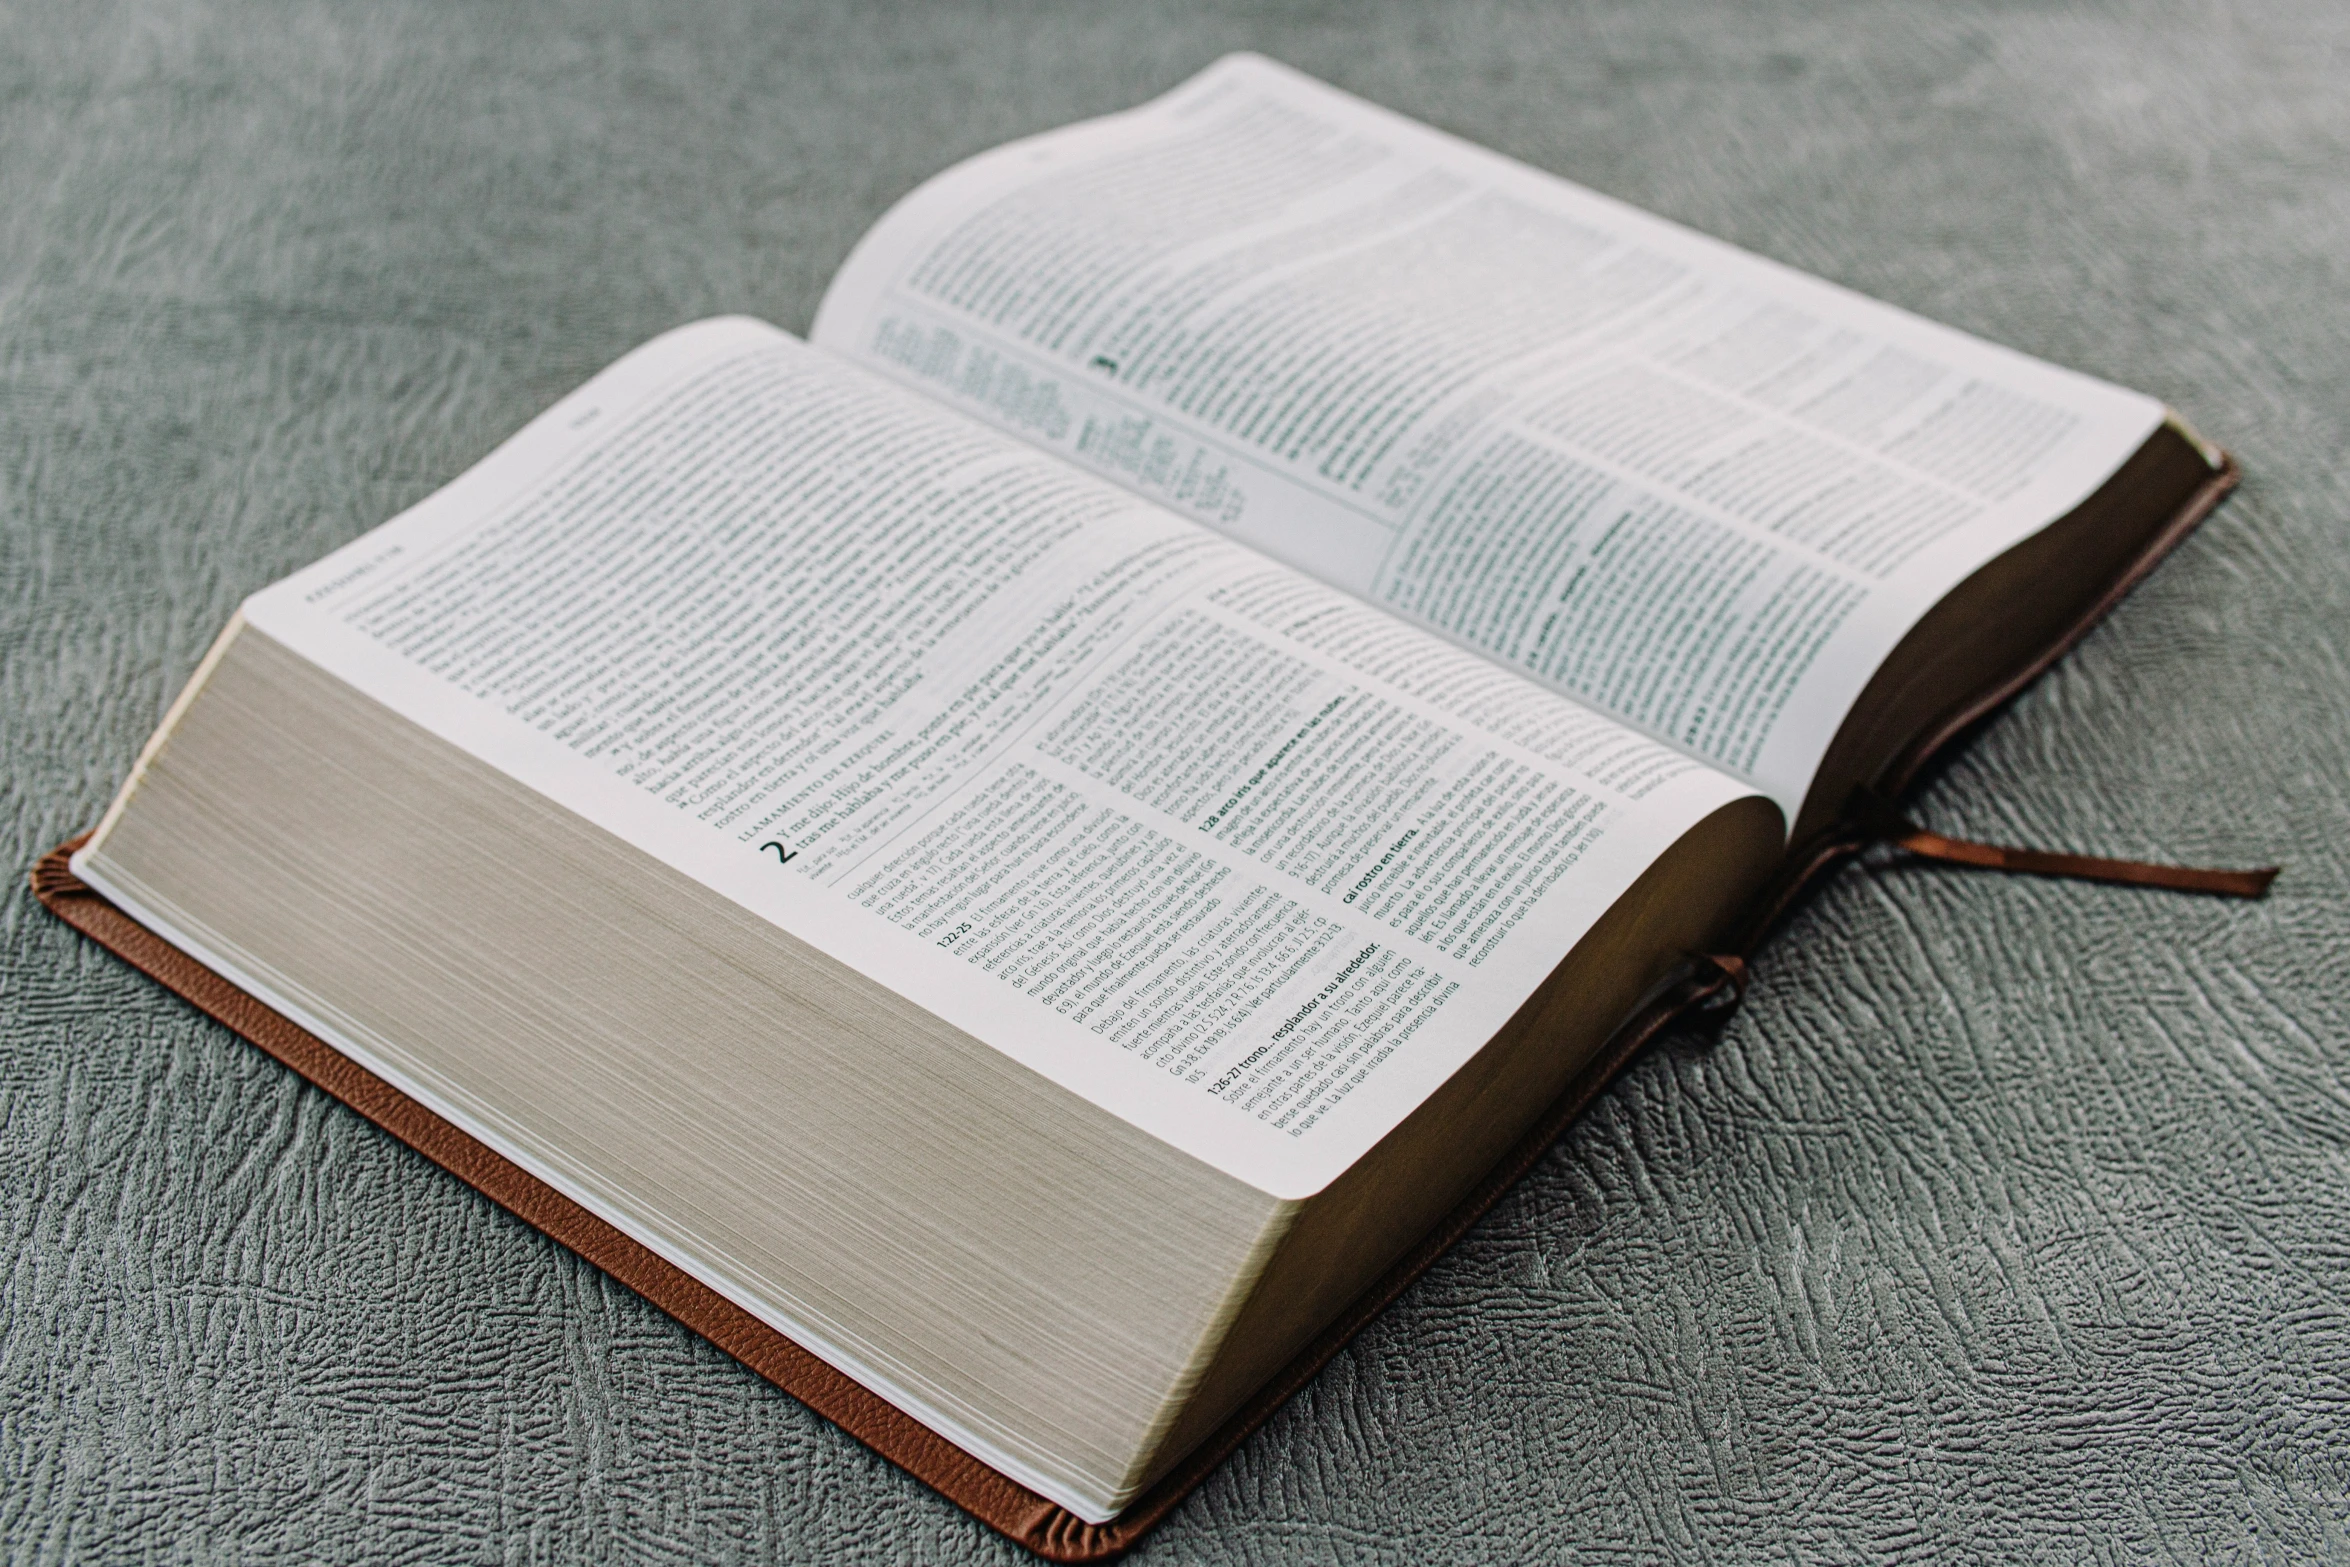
[1852,789,2278,899]
[1683,952,1748,1015]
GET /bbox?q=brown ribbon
[1683,952,1749,1016]
[1852,789,2278,899]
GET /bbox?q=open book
[53,55,2240,1559]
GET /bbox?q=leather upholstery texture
[5,1,2345,1559]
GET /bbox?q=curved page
[194,318,1758,1200]
[811,54,2165,822]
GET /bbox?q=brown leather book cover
[29,444,2237,1561]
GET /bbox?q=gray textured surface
[5,0,2348,1560]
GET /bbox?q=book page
[810,54,2168,823]
[231,319,1761,1199]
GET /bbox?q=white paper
[238,318,1757,1198]
[813,53,2167,821]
